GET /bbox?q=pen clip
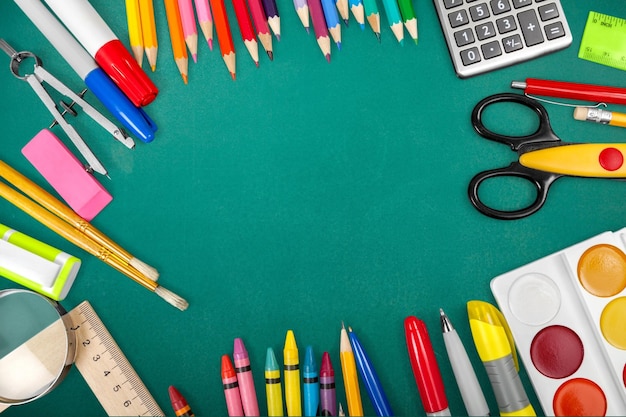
[524,93,607,110]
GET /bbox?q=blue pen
[14,0,158,143]
[320,0,342,49]
[348,327,393,417]
[303,346,320,417]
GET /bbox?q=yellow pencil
[340,323,363,416]
[125,0,144,66]
[139,0,158,71]
[164,0,189,83]
[283,330,302,416]
[574,106,626,129]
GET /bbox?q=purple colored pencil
[320,352,337,416]
[293,0,310,32]
[234,338,260,416]
[261,0,281,39]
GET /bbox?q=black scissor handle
[468,162,562,220]
[471,93,561,151]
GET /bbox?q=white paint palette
[491,228,626,416]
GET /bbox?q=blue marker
[303,346,320,417]
[320,0,342,49]
[14,0,157,143]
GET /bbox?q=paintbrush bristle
[130,257,160,282]
[155,286,189,311]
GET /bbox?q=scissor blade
[519,144,626,177]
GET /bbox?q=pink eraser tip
[21,129,113,221]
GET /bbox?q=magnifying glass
[0,288,76,407]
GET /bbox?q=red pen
[511,78,626,106]
[404,316,451,417]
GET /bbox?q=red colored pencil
[246,0,273,60]
[308,0,331,62]
[232,0,259,66]
[210,0,237,79]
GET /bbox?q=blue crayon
[321,0,342,49]
[303,346,320,417]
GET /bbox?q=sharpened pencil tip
[267,51,274,60]
[150,65,156,72]
[155,286,189,311]
[230,72,236,80]
[276,34,281,41]
[192,54,198,63]
[336,42,341,50]
[255,61,259,67]
[325,54,330,63]
[182,74,188,84]
[343,19,349,26]
[376,33,381,42]
[305,26,310,34]
[208,39,213,50]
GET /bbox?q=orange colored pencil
[164,0,189,83]
[209,0,236,79]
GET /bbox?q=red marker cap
[404,316,449,415]
[94,39,158,107]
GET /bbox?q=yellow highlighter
[283,330,302,416]
[467,300,536,417]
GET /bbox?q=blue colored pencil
[380,0,403,44]
[321,0,342,48]
[348,0,365,29]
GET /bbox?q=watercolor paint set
[490,228,626,416]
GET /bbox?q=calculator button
[502,34,523,52]
[538,3,559,21]
[518,9,544,46]
[545,21,565,40]
[512,0,531,8]
[449,9,470,27]
[469,3,490,21]
[481,41,502,59]
[496,15,517,33]
[476,22,496,40]
[443,0,463,9]
[490,0,511,15]
[460,47,481,65]
[454,28,476,46]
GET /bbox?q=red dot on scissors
[599,148,624,171]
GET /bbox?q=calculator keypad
[433,0,572,78]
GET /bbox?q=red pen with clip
[511,78,626,106]
[404,316,451,416]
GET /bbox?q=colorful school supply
[362,0,380,41]
[339,324,363,416]
[222,355,245,416]
[22,129,113,221]
[319,352,337,416]
[247,0,274,60]
[491,228,626,415]
[139,0,158,70]
[232,0,260,66]
[194,0,214,49]
[293,0,310,32]
[511,78,626,106]
[169,385,195,416]
[396,0,417,44]
[210,0,237,79]
[308,0,331,61]
[125,0,144,65]
[320,0,342,49]
[335,0,349,25]
[380,0,403,44]
[303,346,320,416]
[11,0,158,142]
[42,0,158,106]
[178,0,199,62]
[261,0,281,39]
[348,0,365,29]
[579,11,626,72]
[233,338,260,416]
[165,0,190,83]
[404,316,451,416]
[265,347,284,417]
[0,223,81,301]
[283,330,302,416]
[467,301,536,416]
[468,93,626,220]
[574,106,626,129]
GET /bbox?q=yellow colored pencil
[340,323,363,416]
[126,0,144,66]
[164,0,189,83]
[283,330,302,416]
[139,0,158,71]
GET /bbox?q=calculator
[433,0,572,78]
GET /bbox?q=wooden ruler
[68,301,164,416]
[578,11,626,72]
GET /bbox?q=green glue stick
[0,223,81,300]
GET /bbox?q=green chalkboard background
[1,0,626,415]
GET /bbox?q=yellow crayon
[340,324,363,416]
[266,347,284,416]
[283,330,302,416]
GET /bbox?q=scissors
[468,93,626,220]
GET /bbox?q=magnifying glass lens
[0,290,73,404]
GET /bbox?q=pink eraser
[21,129,112,221]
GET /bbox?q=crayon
[234,338,260,416]
[319,352,337,416]
[168,385,195,416]
[284,330,302,416]
[221,354,245,416]
[266,347,285,416]
[303,346,320,416]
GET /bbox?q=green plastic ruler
[579,11,626,71]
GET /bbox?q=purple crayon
[320,352,337,416]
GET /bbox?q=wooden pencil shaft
[0,181,157,292]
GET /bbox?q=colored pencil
[293,0,310,32]
[308,0,331,61]
[397,0,417,44]
[335,0,349,25]
[380,0,403,44]
[194,0,214,49]
[362,0,380,41]
[247,0,274,60]
[210,0,237,79]
[125,0,144,66]
[261,0,281,40]
[349,0,364,29]
[232,0,260,66]
[178,0,199,62]
[321,0,341,49]
[340,323,363,416]
[139,0,158,70]
[164,0,189,83]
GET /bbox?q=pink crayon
[221,355,245,416]
[234,338,260,416]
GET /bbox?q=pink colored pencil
[308,0,330,61]
[233,338,260,416]
[221,354,245,416]
[232,0,259,66]
[246,0,273,60]
[194,0,214,50]
[177,0,199,62]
